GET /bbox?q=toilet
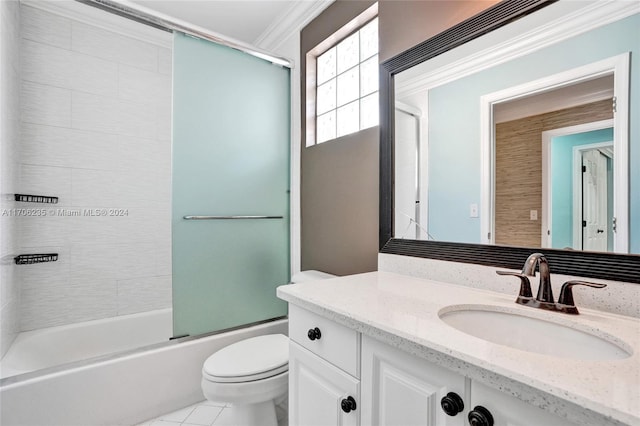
[201,270,335,426]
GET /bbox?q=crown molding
[396,0,639,99]
[20,0,172,48]
[254,0,334,54]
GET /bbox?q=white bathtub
[0,316,288,425]
[0,308,173,378]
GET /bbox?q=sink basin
[439,306,632,360]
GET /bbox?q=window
[315,17,378,144]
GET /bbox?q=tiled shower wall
[17,3,173,331]
[0,0,21,357]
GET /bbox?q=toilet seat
[202,334,289,383]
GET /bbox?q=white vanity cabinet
[288,305,361,425]
[288,305,578,426]
[361,335,578,426]
[361,335,467,426]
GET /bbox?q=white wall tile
[0,300,19,356]
[117,275,171,315]
[72,21,158,72]
[117,135,162,173]
[155,241,172,276]
[156,104,172,142]
[68,243,118,282]
[19,245,69,285]
[66,211,118,245]
[21,123,119,170]
[17,6,174,334]
[71,51,118,97]
[20,280,70,331]
[158,47,172,75]
[118,64,171,106]
[71,91,119,134]
[117,99,157,139]
[1,0,21,356]
[19,214,70,248]
[22,39,118,97]
[22,38,73,89]
[65,277,118,324]
[71,168,117,207]
[21,5,72,49]
[116,242,158,280]
[21,81,72,127]
[20,164,72,206]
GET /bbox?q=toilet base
[224,401,278,426]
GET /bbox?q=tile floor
[136,399,288,426]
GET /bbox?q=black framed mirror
[379,0,640,283]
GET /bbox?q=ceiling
[128,0,326,48]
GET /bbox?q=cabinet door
[470,381,579,426]
[289,341,360,426]
[361,336,466,426]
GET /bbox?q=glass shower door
[172,33,290,337]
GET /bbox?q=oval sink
[439,306,632,360]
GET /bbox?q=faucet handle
[557,281,607,312]
[496,271,533,299]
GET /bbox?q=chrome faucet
[497,252,606,314]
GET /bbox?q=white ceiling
[129,0,321,47]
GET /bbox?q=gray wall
[300,0,498,276]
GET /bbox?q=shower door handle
[183,215,284,220]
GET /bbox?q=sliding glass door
[172,33,290,337]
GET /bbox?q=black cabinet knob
[307,327,321,341]
[468,406,494,426]
[341,396,357,413]
[440,392,464,416]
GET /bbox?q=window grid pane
[314,17,378,144]
[337,100,359,138]
[360,91,379,130]
[317,47,336,85]
[336,32,359,74]
[360,55,378,97]
[317,79,337,115]
[317,110,336,144]
[336,65,360,107]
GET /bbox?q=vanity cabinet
[289,305,578,426]
[289,342,360,426]
[361,335,467,426]
[288,305,361,425]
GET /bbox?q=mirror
[379,0,640,283]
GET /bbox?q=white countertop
[277,271,640,426]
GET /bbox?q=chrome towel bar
[183,215,284,220]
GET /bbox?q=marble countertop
[277,271,640,426]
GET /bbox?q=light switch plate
[470,203,479,218]
[530,210,538,220]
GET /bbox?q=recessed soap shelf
[14,194,58,204]
[14,254,59,265]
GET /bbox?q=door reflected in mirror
[393,4,637,254]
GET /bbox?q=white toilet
[201,270,335,426]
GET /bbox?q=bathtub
[0,316,288,425]
[0,308,173,378]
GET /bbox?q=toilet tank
[290,270,336,283]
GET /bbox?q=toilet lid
[203,334,289,383]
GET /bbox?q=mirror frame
[379,0,640,284]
